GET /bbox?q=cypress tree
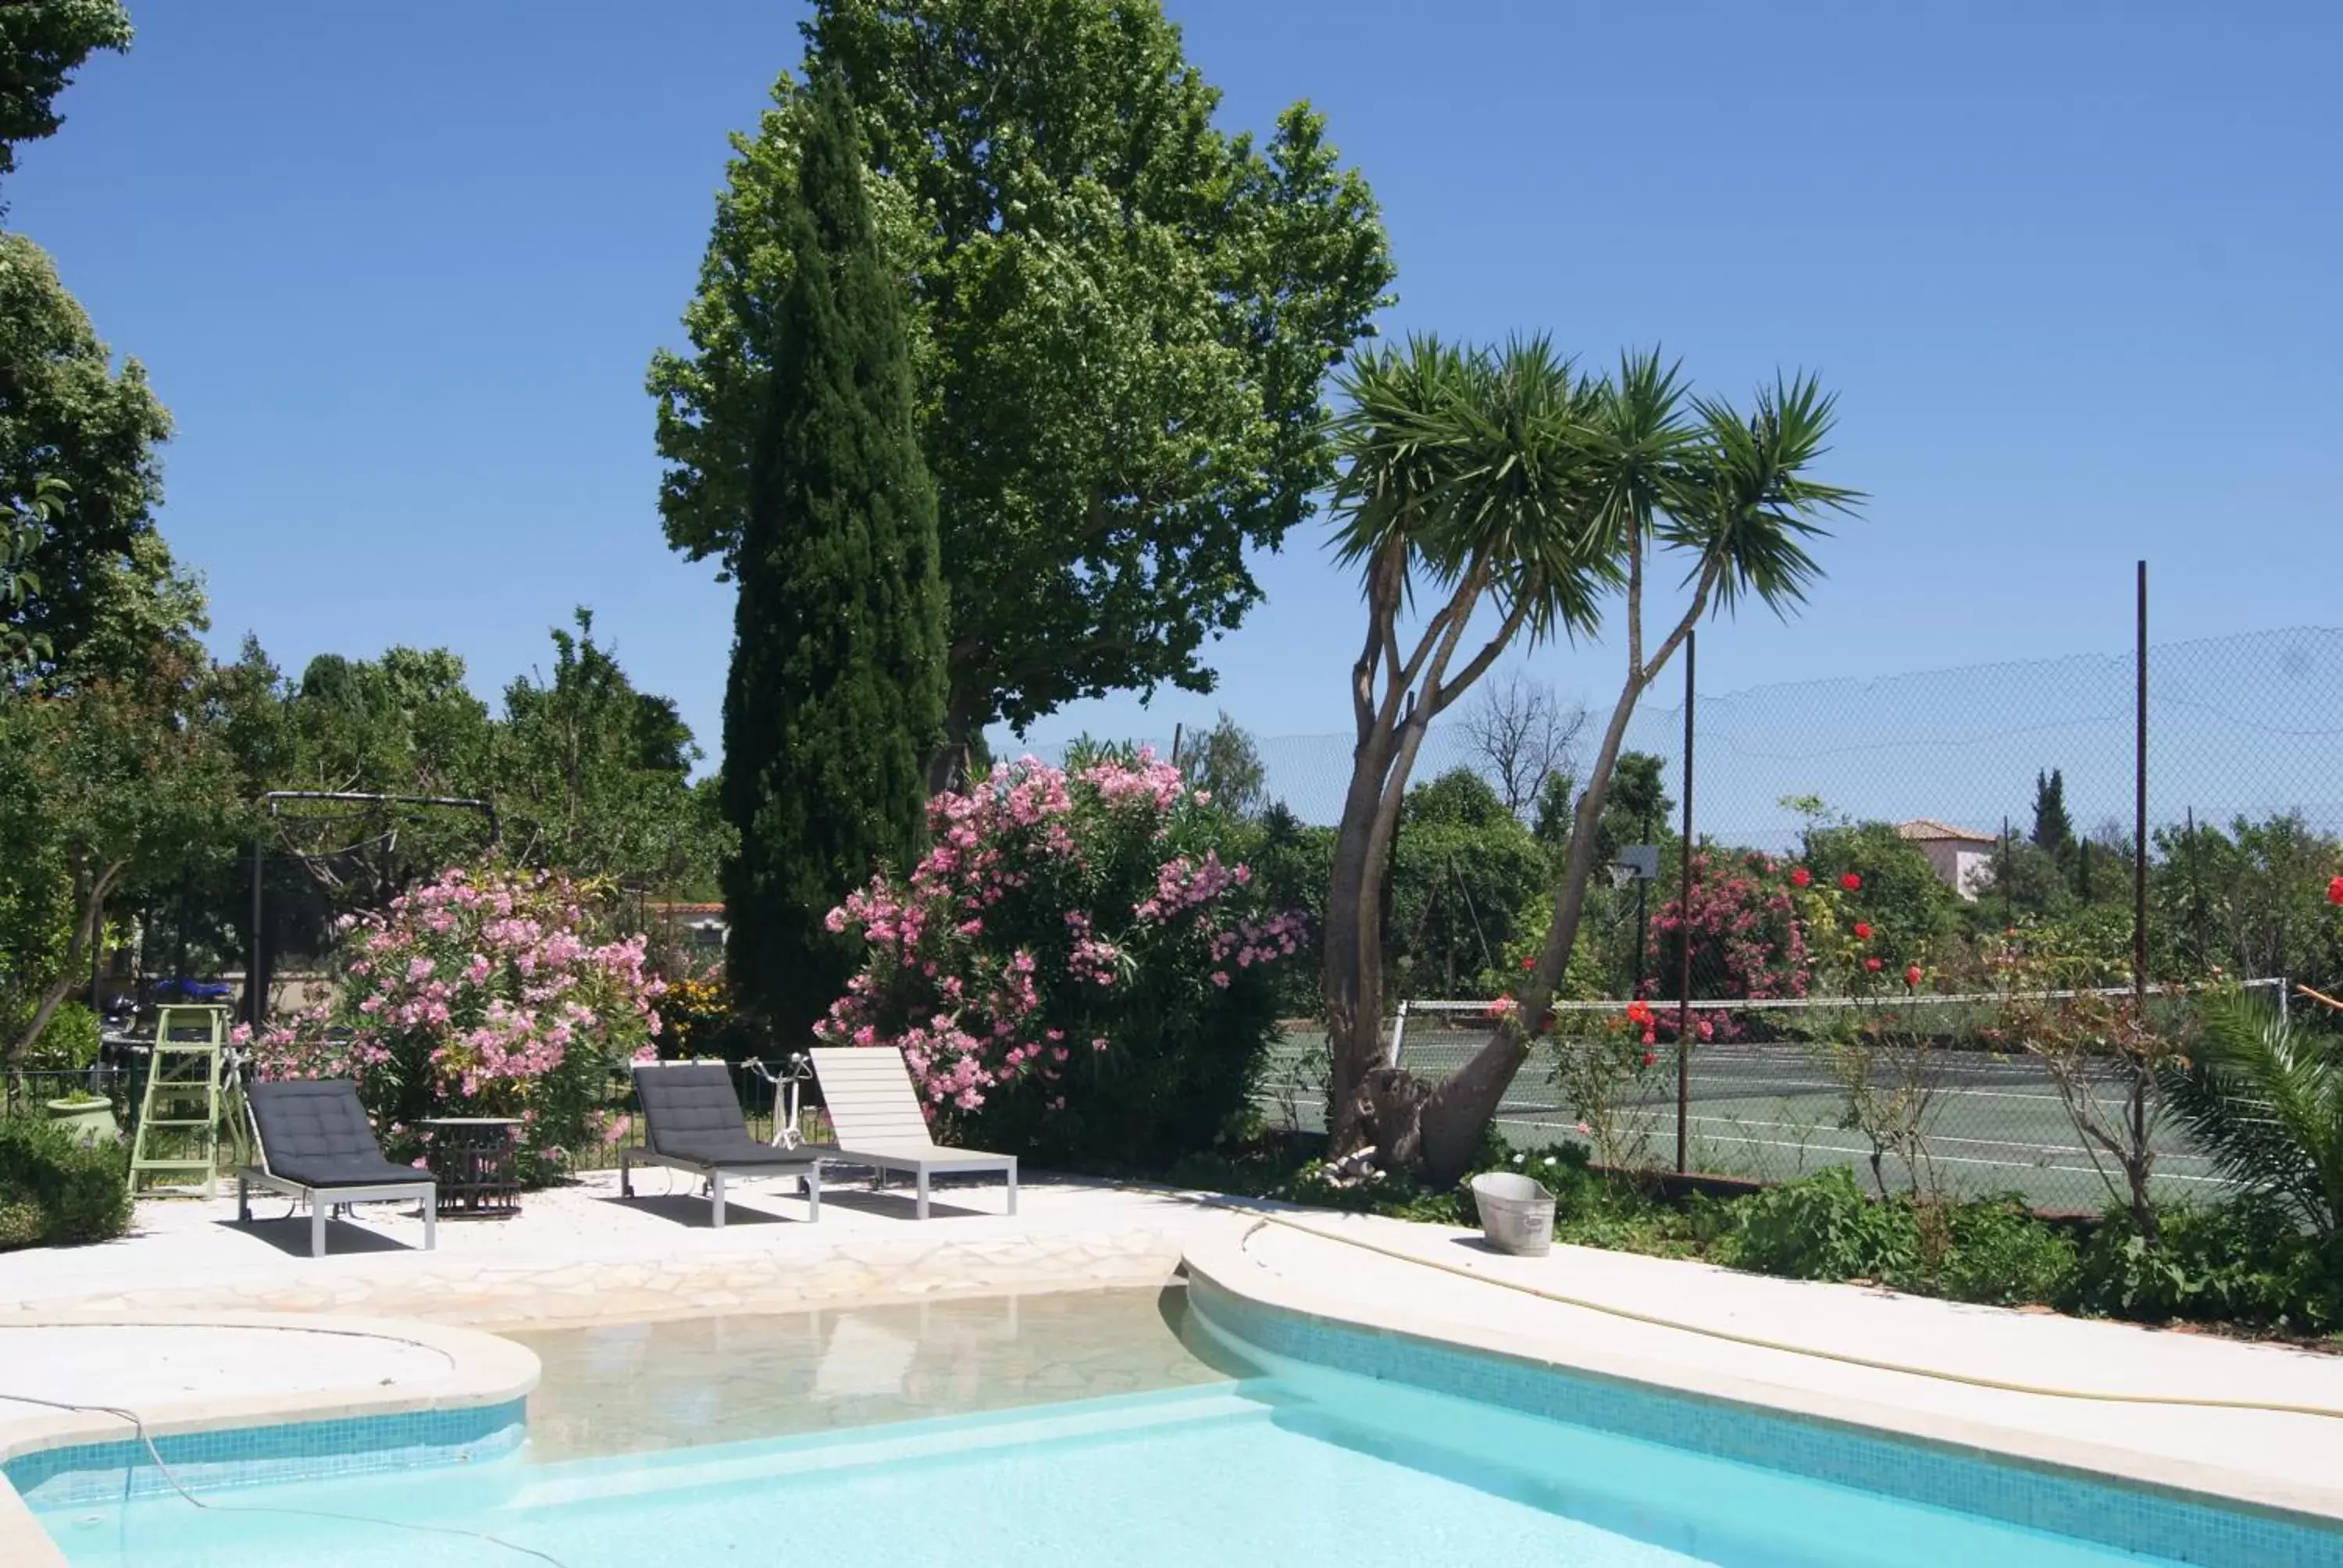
[720,79,947,1044]
[2030,768,2074,853]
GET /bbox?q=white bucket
[1469,1171,1556,1256]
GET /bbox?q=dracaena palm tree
[1322,336,1612,1153]
[2157,995,2343,1238]
[1322,337,1860,1181]
[1410,366,1859,1181]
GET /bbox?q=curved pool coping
[0,1311,539,1568]
[1182,1222,2343,1564]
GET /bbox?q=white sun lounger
[807,1048,1018,1220]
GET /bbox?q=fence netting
[1095,622,2343,1211]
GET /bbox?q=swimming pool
[15,1288,2339,1567]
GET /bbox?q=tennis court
[1257,1003,2238,1213]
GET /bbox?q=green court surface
[1257,1026,2220,1213]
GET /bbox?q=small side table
[419,1117,522,1216]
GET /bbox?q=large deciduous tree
[0,646,243,1063]
[1321,337,1859,1181]
[0,233,189,684]
[495,608,731,896]
[651,0,1394,786]
[721,79,946,1045]
[0,0,130,197]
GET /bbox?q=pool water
[27,1289,2229,1568]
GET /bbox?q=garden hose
[1221,1206,2343,1422]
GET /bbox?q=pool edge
[0,1311,540,1568]
[1182,1224,2343,1564]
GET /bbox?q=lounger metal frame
[617,1143,823,1228]
[236,1095,438,1258]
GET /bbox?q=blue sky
[12,2,2340,809]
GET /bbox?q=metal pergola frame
[247,790,499,1032]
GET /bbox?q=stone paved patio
[0,1170,1232,1328]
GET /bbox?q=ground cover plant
[1166,1131,2343,1342]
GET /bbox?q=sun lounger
[237,1079,438,1258]
[807,1048,1018,1220]
[623,1062,833,1228]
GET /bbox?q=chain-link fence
[1137,618,2343,1210]
[1254,985,2289,1213]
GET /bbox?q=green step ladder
[129,1005,234,1199]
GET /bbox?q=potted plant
[43,1093,119,1147]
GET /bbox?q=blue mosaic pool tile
[1189,1275,2343,1568]
[4,1398,526,1510]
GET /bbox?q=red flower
[1640,1049,1657,1067]
[1840,872,1863,892]
[1852,921,1872,941]
[2329,875,2343,907]
[1789,867,1812,889]
[1624,999,1655,1027]
[1640,1029,1657,1047]
[1903,964,1923,988]
[1863,956,1883,973]
[1520,953,1535,971]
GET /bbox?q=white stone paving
[0,1170,1225,1327]
[1195,1210,2343,1521]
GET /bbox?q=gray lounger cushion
[633,1063,836,1167]
[246,1079,433,1190]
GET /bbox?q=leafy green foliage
[2067,1199,2343,1334]
[2158,995,2343,1238]
[1236,804,1332,1014]
[0,649,245,1061]
[1799,818,1958,967]
[722,79,947,1045]
[0,1112,130,1247]
[1908,1198,2079,1307]
[2155,812,2343,993]
[1179,713,1267,818]
[651,0,1394,761]
[1,475,64,672]
[1386,769,1547,998]
[1714,1167,1917,1281]
[495,609,732,896]
[0,233,191,686]
[19,998,96,1071]
[0,0,131,193]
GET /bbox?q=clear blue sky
[13,2,2340,789]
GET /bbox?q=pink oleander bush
[241,864,662,1183]
[818,749,1304,1166]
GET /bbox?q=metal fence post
[1677,629,1696,1175]
[2134,561,2148,1005]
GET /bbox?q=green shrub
[21,1001,102,1072]
[1898,1198,2077,1306]
[0,1115,131,1247]
[2067,1199,2343,1334]
[0,1201,42,1248]
[1716,1167,1917,1281]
